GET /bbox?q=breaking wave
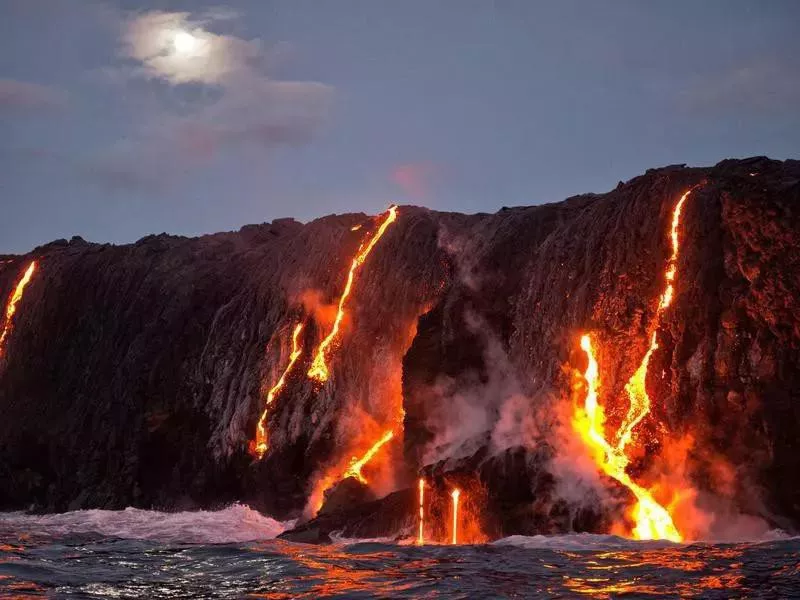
[0,503,288,544]
[493,533,678,551]
[493,529,792,551]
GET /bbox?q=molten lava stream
[307,206,398,383]
[310,428,396,515]
[0,261,37,358]
[417,478,425,545]
[342,429,394,484]
[573,190,692,542]
[616,190,690,453]
[576,335,681,542]
[451,489,461,545]
[251,322,304,459]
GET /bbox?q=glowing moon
[173,30,197,54]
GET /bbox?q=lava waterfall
[0,157,798,542]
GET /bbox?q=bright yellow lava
[451,488,461,545]
[342,429,394,484]
[307,206,398,383]
[417,478,425,545]
[252,322,304,458]
[616,190,690,453]
[575,335,682,542]
[574,190,692,542]
[0,261,37,358]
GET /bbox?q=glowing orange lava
[251,322,304,458]
[0,261,37,359]
[307,206,399,383]
[573,190,691,542]
[308,428,396,516]
[616,190,690,453]
[342,429,394,484]
[450,489,461,544]
[576,335,681,542]
[417,478,425,545]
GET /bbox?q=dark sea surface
[1,506,797,599]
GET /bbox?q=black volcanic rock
[1,158,799,540]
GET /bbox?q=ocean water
[1,506,797,599]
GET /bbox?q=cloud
[0,79,67,113]
[678,57,800,115]
[86,10,332,191]
[390,162,437,200]
[122,11,260,86]
[86,79,330,191]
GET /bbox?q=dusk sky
[1,1,799,254]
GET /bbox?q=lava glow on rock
[576,335,681,542]
[616,190,690,454]
[342,429,395,485]
[308,429,396,516]
[573,190,692,542]
[0,261,37,359]
[307,206,398,383]
[250,322,305,459]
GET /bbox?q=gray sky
[1,0,798,254]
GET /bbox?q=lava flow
[307,206,398,383]
[309,428,396,515]
[0,261,37,359]
[573,190,692,542]
[342,429,394,485]
[417,478,425,545]
[451,489,461,545]
[576,335,681,541]
[251,322,304,459]
[616,190,690,453]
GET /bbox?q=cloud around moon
[85,10,333,191]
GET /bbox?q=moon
[173,30,197,55]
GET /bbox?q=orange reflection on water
[563,546,746,599]
[246,541,432,599]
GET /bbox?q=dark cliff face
[0,158,798,539]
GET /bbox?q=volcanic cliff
[0,157,798,542]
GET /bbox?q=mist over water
[1,507,797,598]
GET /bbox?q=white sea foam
[492,533,678,551]
[0,503,289,544]
[328,531,395,545]
[493,529,795,551]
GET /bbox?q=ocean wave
[329,531,396,545]
[493,529,795,551]
[492,533,679,551]
[0,503,289,544]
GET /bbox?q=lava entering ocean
[451,488,461,545]
[250,322,305,459]
[573,190,692,542]
[417,478,425,545]
[0,261,37,359]
[307,206,398,383]
[576,335,681,542]
[302,206,401,515]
